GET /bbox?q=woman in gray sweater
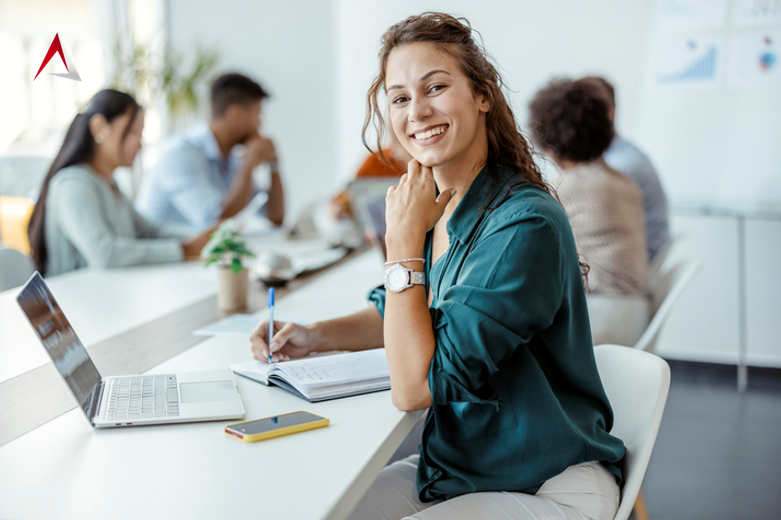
[27,90,212,277]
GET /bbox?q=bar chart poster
[652,35,725,87]
[732,0,781,27]
[727,31,781,87]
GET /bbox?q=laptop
[16,272,246,428]
[347,176,399,259]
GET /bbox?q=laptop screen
[347,176,398,259]
[16,273,102,419]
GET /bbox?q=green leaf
[231,258,243,274]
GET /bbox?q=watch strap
[410,272,426,285]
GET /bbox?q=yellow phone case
[225,411,329,443]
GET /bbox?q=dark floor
[641,361,781,520]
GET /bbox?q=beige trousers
[347,455,620,520]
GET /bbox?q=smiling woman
[362,14,545,193]
[248,12,625,520]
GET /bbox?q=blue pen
[267,287,275,364]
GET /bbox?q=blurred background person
[135,73,285,230]
[583,75,670,262]
[27,89,212,277]
[529,78,650,347]
[330,139,410,221]
[301,135,412,250]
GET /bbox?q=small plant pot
[217,267,249,311]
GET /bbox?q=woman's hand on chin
[385,159,456,242]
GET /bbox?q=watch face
[387,267,408,291]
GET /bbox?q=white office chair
[0,246,35,291]
[633,258,703,353]
[647,234,677,286]
[594,344,671,520]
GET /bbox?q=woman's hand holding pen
[384,159,455,251]
[250,320,315,363]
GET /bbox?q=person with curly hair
[249,12,625,520]
[529,78,650,347]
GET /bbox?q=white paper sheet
[727,30,781,87]
[656,0,729,31]
[731,0,781,27]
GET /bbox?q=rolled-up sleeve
[428,213,563,407]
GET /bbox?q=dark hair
[210,73,268,118]
[528,78,614,163]
[582,76,615,108]
[27,89,140,275]
[362,12,548,192]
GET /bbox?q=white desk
[0,250,423,519]
[0,262,215,383]
[0,236,359,383]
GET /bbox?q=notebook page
[275,349,389,389]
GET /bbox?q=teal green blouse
[368,164,625,502]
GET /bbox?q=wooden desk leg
[633,490,650,520]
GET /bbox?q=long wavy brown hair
[362,12,547,191]
[362,12,591,284]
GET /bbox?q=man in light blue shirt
[585,76,671,261]
[136,73,285,229]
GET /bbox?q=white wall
[167,0,337,220]
[636,28,781,211]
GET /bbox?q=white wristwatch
[384,263,426,293]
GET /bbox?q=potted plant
[201,220,256,311]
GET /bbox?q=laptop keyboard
[106,375,179,421]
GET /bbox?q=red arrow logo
[34,33,81,82]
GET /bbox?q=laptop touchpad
[180,381,236,404]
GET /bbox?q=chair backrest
[0,247,35,292]
[634,258,703,353]
[594,345,671,520]
[647,233,684,287]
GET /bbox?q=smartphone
[225,411,329,442]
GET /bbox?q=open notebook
[230,348,390,402]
